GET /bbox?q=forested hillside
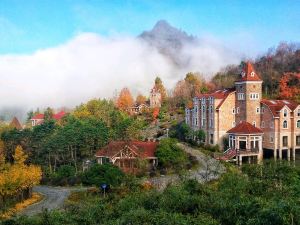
[212,42,300,101]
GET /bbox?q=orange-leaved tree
[117,88,134,111]
[279,72,300,102]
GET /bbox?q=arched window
[297,120,300,128]
[283,120,288,129]
[283,109,288,117]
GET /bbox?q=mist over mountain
[0,20,241,120]
[139,20,197,67]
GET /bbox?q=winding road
[149,143,225,190]
[18,186,75,216]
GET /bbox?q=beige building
[185,62,300,164]
[150,87,162,108]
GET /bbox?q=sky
[0,0,299,54]
[0,0,299,115]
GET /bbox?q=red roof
[31,111,66,120]
[196,88,235,110]
[95,141,158,159]
[227,121,263,134]
[31,113,44,120]
[261,99,299,117]
[236,62,262,82]
[52,111,66,120]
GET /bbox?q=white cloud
[0,32,240,111]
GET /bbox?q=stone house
[185,62,300,164]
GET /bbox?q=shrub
[81,163,124,187]
[155,138,188,171]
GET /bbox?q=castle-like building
[185,62,300,164]
[150,87,162,108]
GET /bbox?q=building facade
[150,87,162,108]
[185,62,300,163]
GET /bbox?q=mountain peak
[138,20,196,67]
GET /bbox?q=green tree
[81,163,124,187]
[155,138,188,170]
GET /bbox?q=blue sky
[0,0,299,55]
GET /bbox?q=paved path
[149,143,225,190]
[18,186,85,216]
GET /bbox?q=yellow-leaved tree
[0,145,42,209]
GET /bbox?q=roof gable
[95,141,158,159]
[9,117,22,130]
[236,62,262,82]
[261,99,299,117]
[227,121,263,134]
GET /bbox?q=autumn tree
[184,72,205,96]
[117,88,134,111]
[136,94,147,105]
[278,72,300,102]
[154,77,167,101]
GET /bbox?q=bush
[81,163,124,187]
[155,138,188,172]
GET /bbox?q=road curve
[149,143,225,190]
[18,186,71,216]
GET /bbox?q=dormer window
[241,71,245,77]
[283,109,288,117]
[250,72,255,77]
[283,120,288,129]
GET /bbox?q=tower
[235,62,262,127]
[149,87,162,108]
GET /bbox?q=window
[250,72,255,77]
[232,108,236,114]
[201,119,206,128]
[282,136,288,147]
[270,135,274,143]
[283,120,288,129]
[232,121,236,127]
[210,134,214,144]
[236,107,240,114]
[270,121,274,129]
[238,93,245,100]
[261,107,265,114]
[297,120,300,128]
[256,107,260,114]
[201,105,206,117]
[252,121,256,127]
[283,109,288,117]
[261,121,265,128]
[296,136,300,146]
[209,105,213,114]
[249,93,259,100]
[195,118,198,126]
[195,106,198,113]
[298,109,300,117]
[209,119,213,128]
